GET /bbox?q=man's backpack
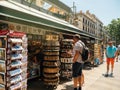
[80,42,89,62]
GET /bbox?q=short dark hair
[73,34,80,39]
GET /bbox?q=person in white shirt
[72,34,84,90]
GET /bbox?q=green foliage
[105,18,120,45]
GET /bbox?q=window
[86,20,87,24]
[88,21,89,26]
[83,18,84,23]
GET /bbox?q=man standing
[72,34,84,90]
[105,40,117,77]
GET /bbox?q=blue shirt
[106,45,117,58]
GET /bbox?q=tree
[105,18,120,45]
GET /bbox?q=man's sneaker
[104,73,109,77]
[74,88,77,90]
[78,87,81,90]
[110,73,113,77]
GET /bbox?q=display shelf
[43,65,59,68]
[60,70,72,78]
[28,75,39,80]
[0,61,6,73]
[8,38,23,43]
[43,34,60,87]
[0,48,6,50]
[43,50,59,52]
[9,69,22,77]
[0,30,28,90]
[44,73,59,78]
[10,61,22,68]
[9,82,21,90]
[0,49,6,61]
[0,73,5,85]
[0,60,5,63]
[0,84,5,90]
[61,62,72,64]
[11,46,23,51]
[10,75,22,85]
[60,39,73,79]
[11,54,23,60]
[0,72,5,75]
[94,44,103,64]
[43,60,60,62]
[44,45,60,47]
[44,55,59,56]
[0,60,5,62]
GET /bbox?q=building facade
[76,10,103,42]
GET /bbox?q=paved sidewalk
[28,60,120,90]
[56,61,120,90]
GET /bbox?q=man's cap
[74,34,81,39]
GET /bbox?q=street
[28,59,120,90]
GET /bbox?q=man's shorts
[106,58,115,65]
[72,62,83,78]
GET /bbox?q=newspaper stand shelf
[0,30,27,90]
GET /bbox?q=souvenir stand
[27,34,42,80]
[0,30,27,90]
[43,34,60,88]
[94,44,103,65]
[60,39,73,79]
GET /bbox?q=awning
[0,0,97,39]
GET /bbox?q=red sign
[0,30,9,35]
[9,31,25,37]
[0,30,25,37]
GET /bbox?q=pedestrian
[72,34,84,90]
[116,44,120,62]
[105,40,118,77]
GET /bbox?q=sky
[60,0,120,26]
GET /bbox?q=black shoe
[78,87,81,90]
[110,73,113,77]
[74,88,77,90]
[105,73,108,77]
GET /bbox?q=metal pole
[73,2,75,15]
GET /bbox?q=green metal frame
[0,5,97,39]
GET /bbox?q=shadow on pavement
[65,85,74,90]
[59,77,72,84]
[28,77,73,90]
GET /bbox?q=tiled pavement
[28,60,120,90]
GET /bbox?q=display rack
[94,44,103,64]
[43,34,60,88]
[0,30,27,90]
[60,39,73,79]
[27,34,42,80]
